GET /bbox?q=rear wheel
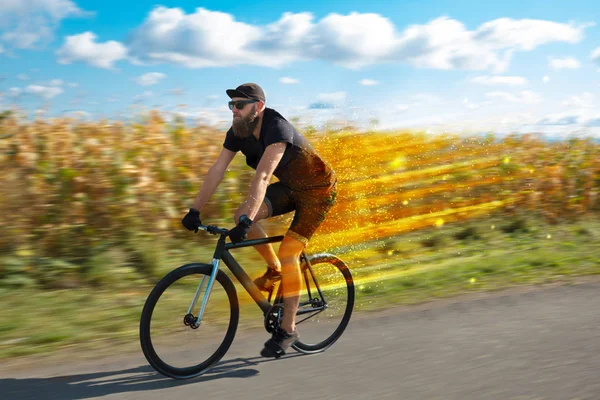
[291,254,354,353]
[140,263,239,379]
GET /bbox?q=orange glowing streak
[330,176,508,216]
[310,199,514,253]
[341,157,501,193]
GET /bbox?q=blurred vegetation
[1,110,600,360]
[2,214,599,360]
[1,110,599,290]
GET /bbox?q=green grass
[1,213,599,361]
[350,214,600,310]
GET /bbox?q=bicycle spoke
[292,255,354,351]
[140,264,238,379]
[296,309,324,324]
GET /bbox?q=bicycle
[139,223,355,380]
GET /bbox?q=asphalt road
[2,279,600,400]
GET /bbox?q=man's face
[231,97,256,117]
[231,97,260,138]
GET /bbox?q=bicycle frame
[188,228,325,327]
[222,235,285,314]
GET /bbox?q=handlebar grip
[197,224,229,236]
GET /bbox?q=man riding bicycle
[181,83,337,357]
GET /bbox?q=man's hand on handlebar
[182,208,202,232]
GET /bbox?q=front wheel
[292,254,354,353]
[139,263,239,379]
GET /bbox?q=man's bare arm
[244,142,286,220]
[192,148,237,211]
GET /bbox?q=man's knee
[278,234,306,264]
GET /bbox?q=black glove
[229,214,253,244]
[182,208,201,232]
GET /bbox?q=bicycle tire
[292,253,354,354]
[139,263,239,379]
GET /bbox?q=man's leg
[261,185,336,356]
[260,233,304,357]
[234,201,281,271]
[277,234,306,333]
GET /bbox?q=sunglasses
[228,99,258,110]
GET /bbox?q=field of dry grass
[1,111,598,287]
[1,111,599,359]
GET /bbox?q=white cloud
[318,91,346,103]
[535,108,600,132]
[396,104,409,112]
[67,82,78,88]
[471,75,528,85]
[49,79,63,86]
[134,72,166,86]
[413,93,443,105]
[583,115,600,128]
[561,92,595,108]
[24,84,64,99]
[309,12,398,68]
[487,92,517,102]
[56,32,128,69]
[279,77,299,84]
[473,19,589,51]
[463,98,480,110]
[543,75,550,83]
[8,87,22,97]
[127,7,264,68]
[61,110,91,119]
[537,113,579,126]
[592,47,600,65]
[0,0,92,49]
[0,44,4,54]
[515,90,543,104]
[174,107,230,127]
[168,88,184,96]
[16,73,29,80]
[359,79,379,86]
[386,17,511,72]
[549,57,581,70]
[246,12,315,68]
[486,90,542,104]
[125,7,591,71]
[133,91,153,103]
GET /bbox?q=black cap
[226,83,265,102]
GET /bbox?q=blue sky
[1,0,600,135]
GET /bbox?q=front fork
[185,258,220,328]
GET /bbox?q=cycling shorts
[264,181,337,244]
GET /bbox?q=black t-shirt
[223,108,335,190]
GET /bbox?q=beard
[232,104,260,138]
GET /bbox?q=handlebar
[197,224,230,236]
